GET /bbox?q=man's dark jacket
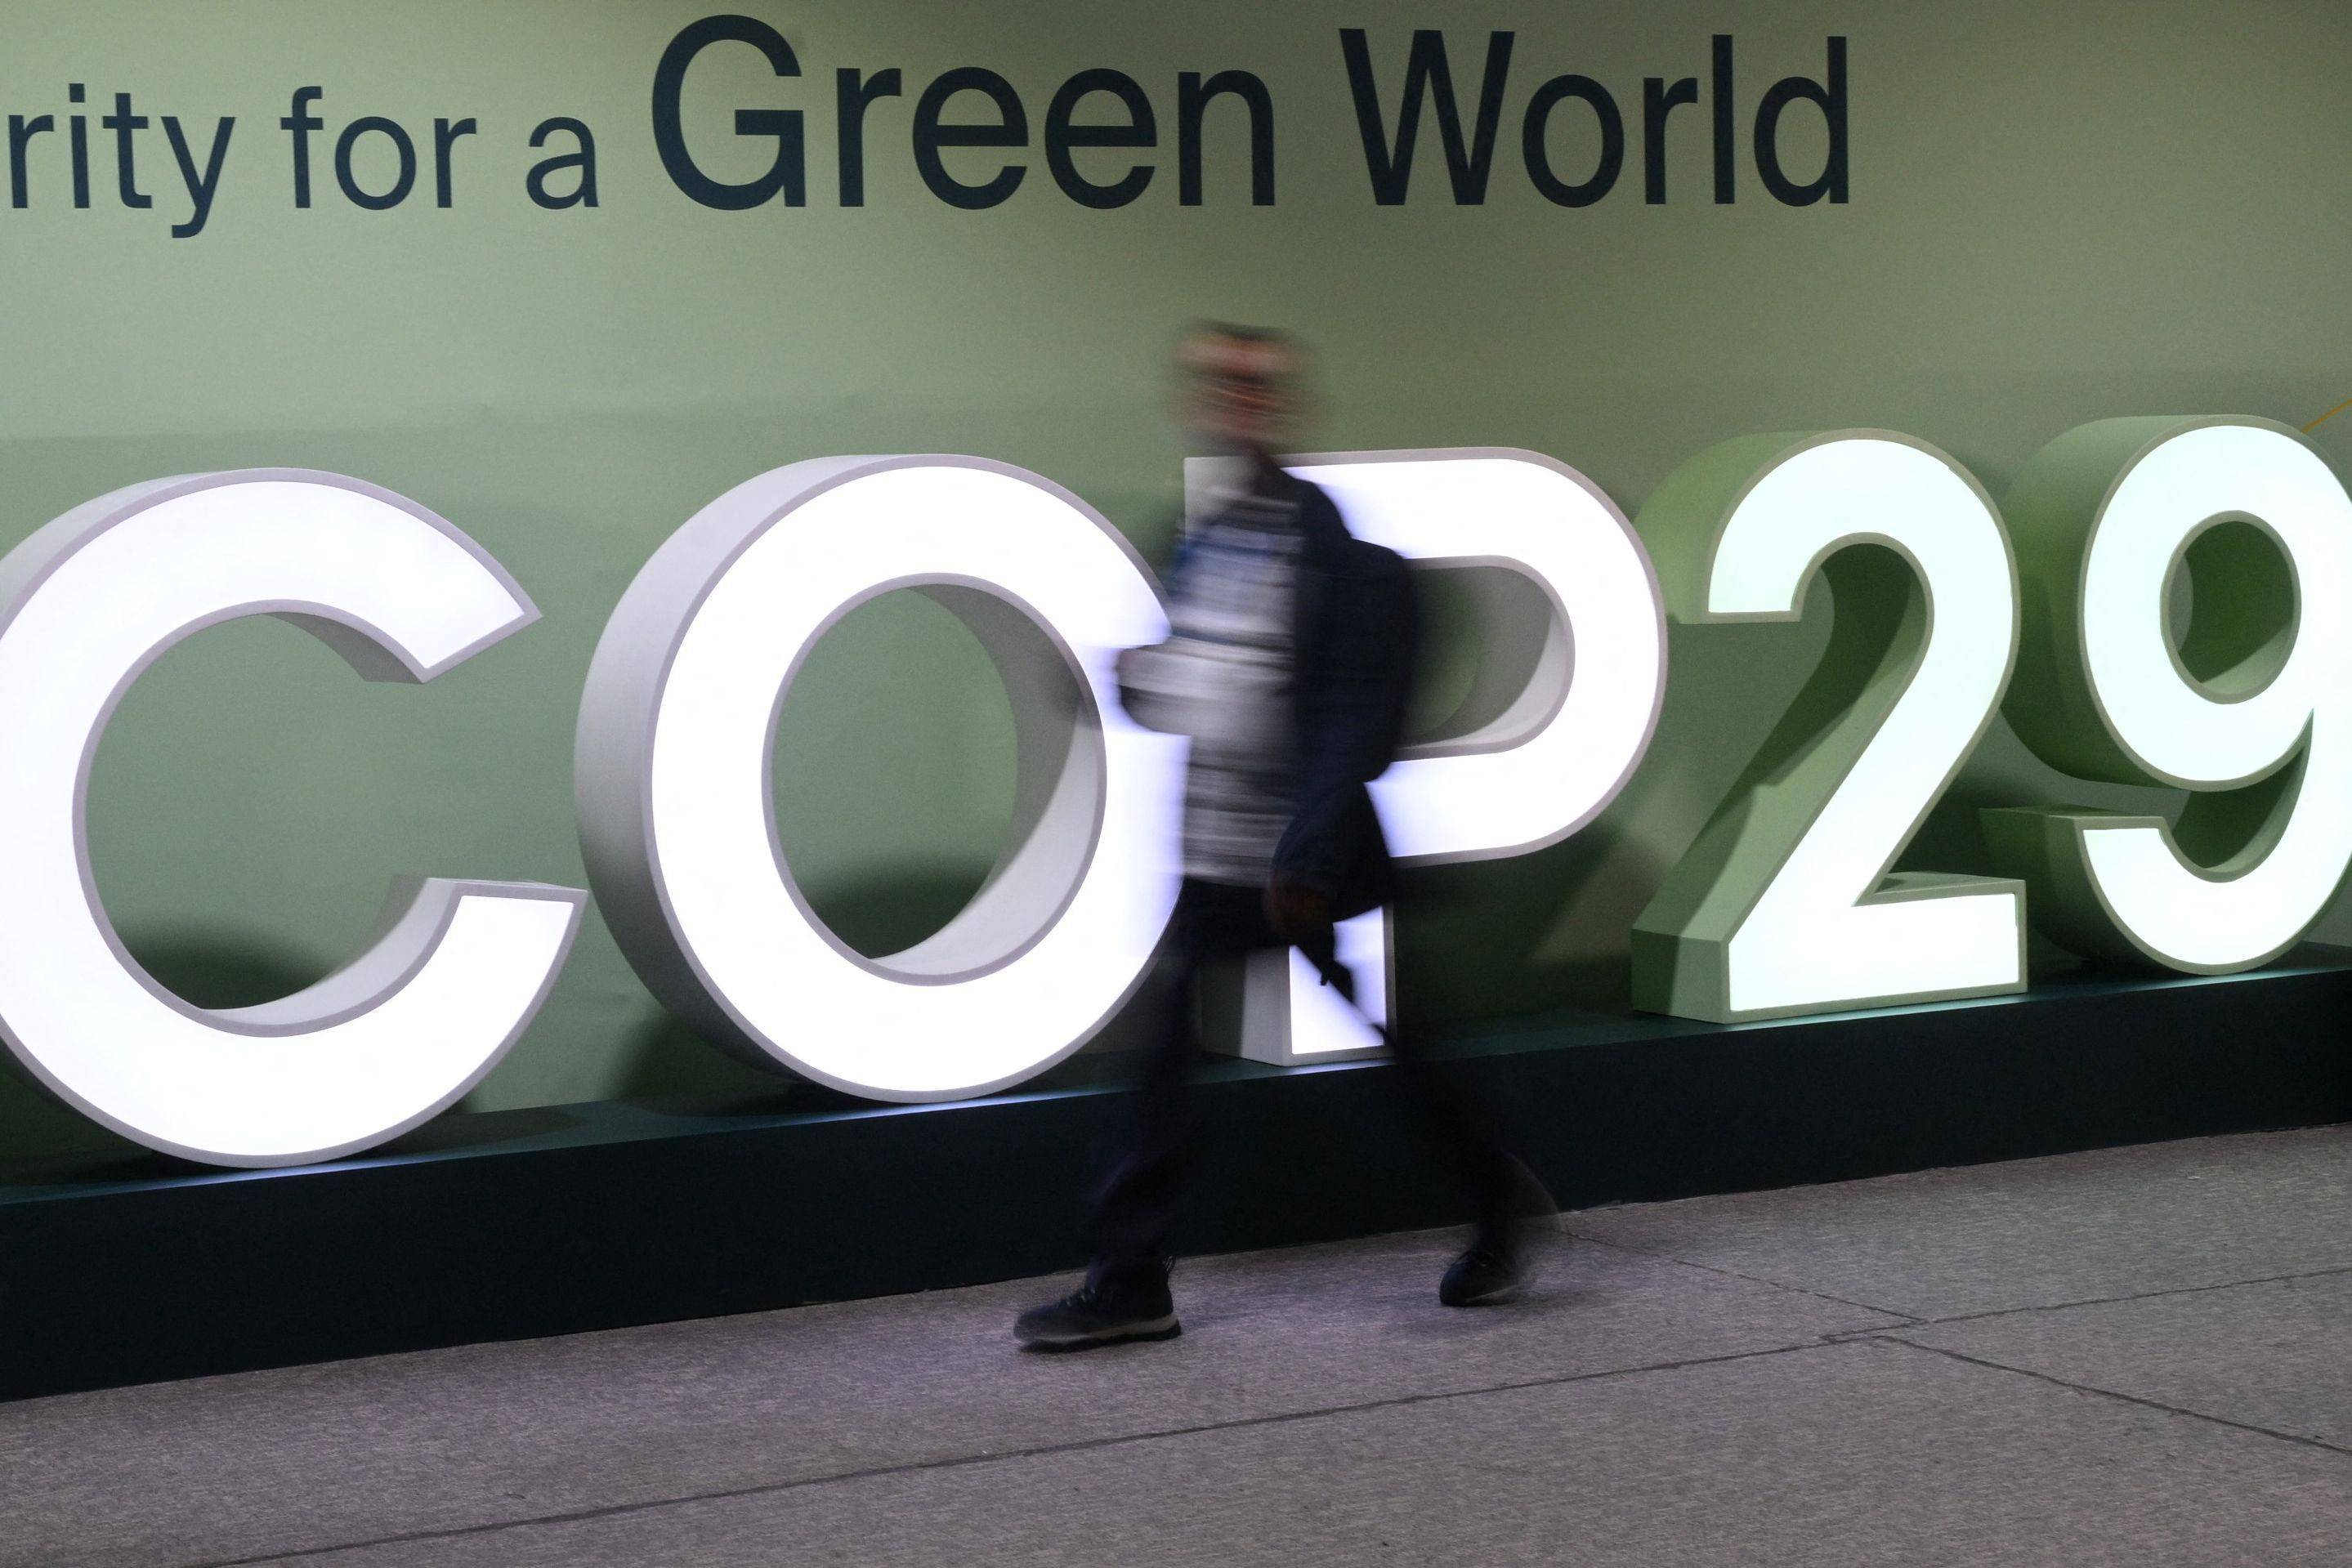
[1138,467,1421,920]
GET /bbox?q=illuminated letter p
[1210,449,1667,1062]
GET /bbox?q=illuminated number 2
[1986,419,2352,972]
[1630,434,2025,1021]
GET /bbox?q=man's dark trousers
[1081,878,1523,1273]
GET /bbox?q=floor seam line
[1565,1244,2352,1333]
[186,1338,1853,1568]
[1874,1261,2352,1332]
[1564,1229,1924,1324]
[1877,1337,2352,1459]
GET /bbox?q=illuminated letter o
[575,457,1183,1101]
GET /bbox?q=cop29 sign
[0,416,2341,1167]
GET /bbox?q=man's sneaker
[1439,1239,1531,1307]
[1438,1153,1565,1307]
[1013,1260,1181,1350]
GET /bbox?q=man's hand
[1263,878,1333,940]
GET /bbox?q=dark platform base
[5,952,2349,1401]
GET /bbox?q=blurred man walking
[1015,324,1549,1351]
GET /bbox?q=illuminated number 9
[1985,418,2352,971]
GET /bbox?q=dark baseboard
[4,950,2347,1401]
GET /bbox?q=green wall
[4,0,2349,1161]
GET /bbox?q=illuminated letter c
[0,471,584,1168]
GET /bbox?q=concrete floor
[5,1126,2350,1566]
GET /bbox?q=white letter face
[575,458,1184,1102]
[1708,438,2023,1016]
[0,472,584,1168]
[1206,450,1666,1063]
[2075,424,2352,967]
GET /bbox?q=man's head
[1177,322,1304,456]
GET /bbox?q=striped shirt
[1125,482,1303,885]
